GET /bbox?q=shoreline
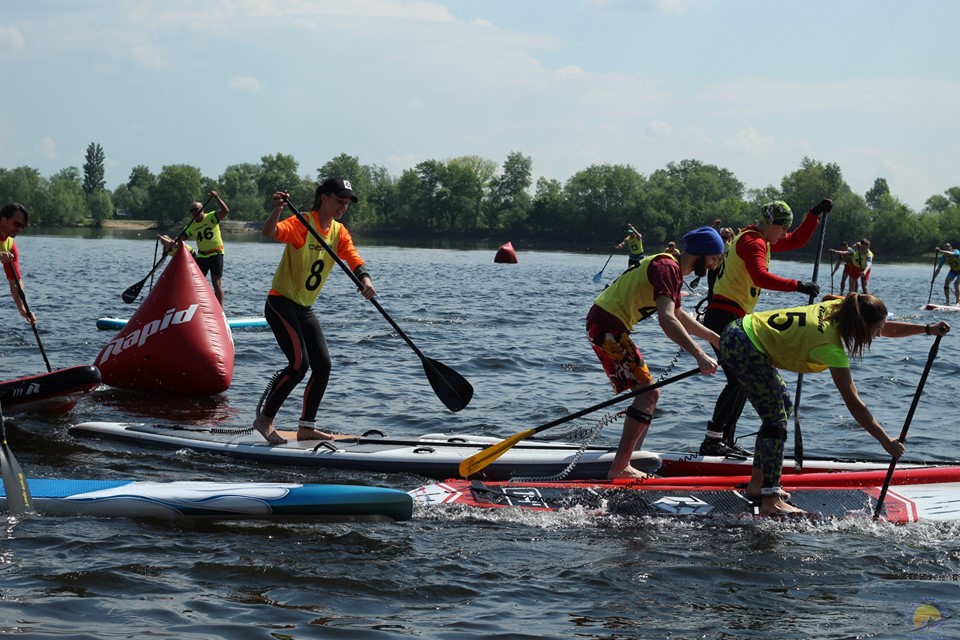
[99,219,260,233]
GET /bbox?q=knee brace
[625,406,653,424]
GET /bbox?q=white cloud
[646,120,672,137]
[130,43,165,70]
[37,137,57,160]
[700,78,960,122]
[726,126,774,154]
[229,76,262,92]
[0,24,25,50]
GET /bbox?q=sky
[1,0,957,211]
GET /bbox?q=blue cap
[681,226,725,256]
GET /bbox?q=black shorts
[194,253,224,278]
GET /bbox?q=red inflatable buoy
[96,246,234,395]
[494,241,518,264]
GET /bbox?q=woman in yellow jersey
[586,226,724,480]
[253,177,376,445]
[719,293,950,515]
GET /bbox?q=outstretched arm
[830,367,903,459]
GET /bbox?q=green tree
[779,157,850,215]
[865,177,890,209]
[148,165,202,226]
[868,193,923,256]
[86,190,114,226]
[529,177,564,232]
[645,159,744,242]
[485,151,532,231]
[445,156,492,231]
[112,165,156,218]
[364,164,398,229]
[46,167,86,225]
[564,164,646,241]
[82,142,106,195]
[219,163,262,221]
[0,167,48,222]
[258,153,301,204]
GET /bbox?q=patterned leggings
[719,319,792,491]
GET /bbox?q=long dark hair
[826,293,888,360]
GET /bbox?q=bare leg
[608,392,658,480]
[212,276,225,307]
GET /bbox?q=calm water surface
[1,233,959,639]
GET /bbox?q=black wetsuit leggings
[703,305,748,441]
[259,295,331,423]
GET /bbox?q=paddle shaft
[928,253,940,305]
[14,278,51,372]
[122,196,212,303]
[0,400,32,515]
[593,234,630,282]
[459,367,700,477]
[873,335,942,520]
[283,200,428,358]
[281,197,473,411]
[793,210,829,471]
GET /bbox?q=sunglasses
[189,207,201,213]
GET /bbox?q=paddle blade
[121,279,144,304]
[0,440,32,516]
[459,428,536,477]
[423,357,474,412]
[592,271,603,284]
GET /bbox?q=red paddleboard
[411,467,960,523]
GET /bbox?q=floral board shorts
[586,316,653,394]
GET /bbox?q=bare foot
[759,497,806,516]
[296,427,357,442]
[607,465,653,481]
[253,416,286,445]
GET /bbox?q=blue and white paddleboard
[1,479,412,521]
[96,316,268,330]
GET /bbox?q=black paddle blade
[121,279,145,303]
[422,357,474,412]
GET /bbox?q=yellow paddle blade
[458,428,536,478]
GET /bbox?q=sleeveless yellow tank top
[712,228,769,313]
[271,219,342,307]
[743,300,848,373]
[853,249,873,270]
[594,253,677,329]
[185,212,225,257]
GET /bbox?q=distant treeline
[2,144,960,256]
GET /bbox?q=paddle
[281,196,474,412]
[0,400,32,516]
[458,367,700,477]
[927,253,941,305]
[873,334,942,521]
[14,278,52,372]
[829,251,835,294]
[121,195,212,303]
[793,209,830,472]
[592,241,622,284]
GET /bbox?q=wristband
[925,324,932,335]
